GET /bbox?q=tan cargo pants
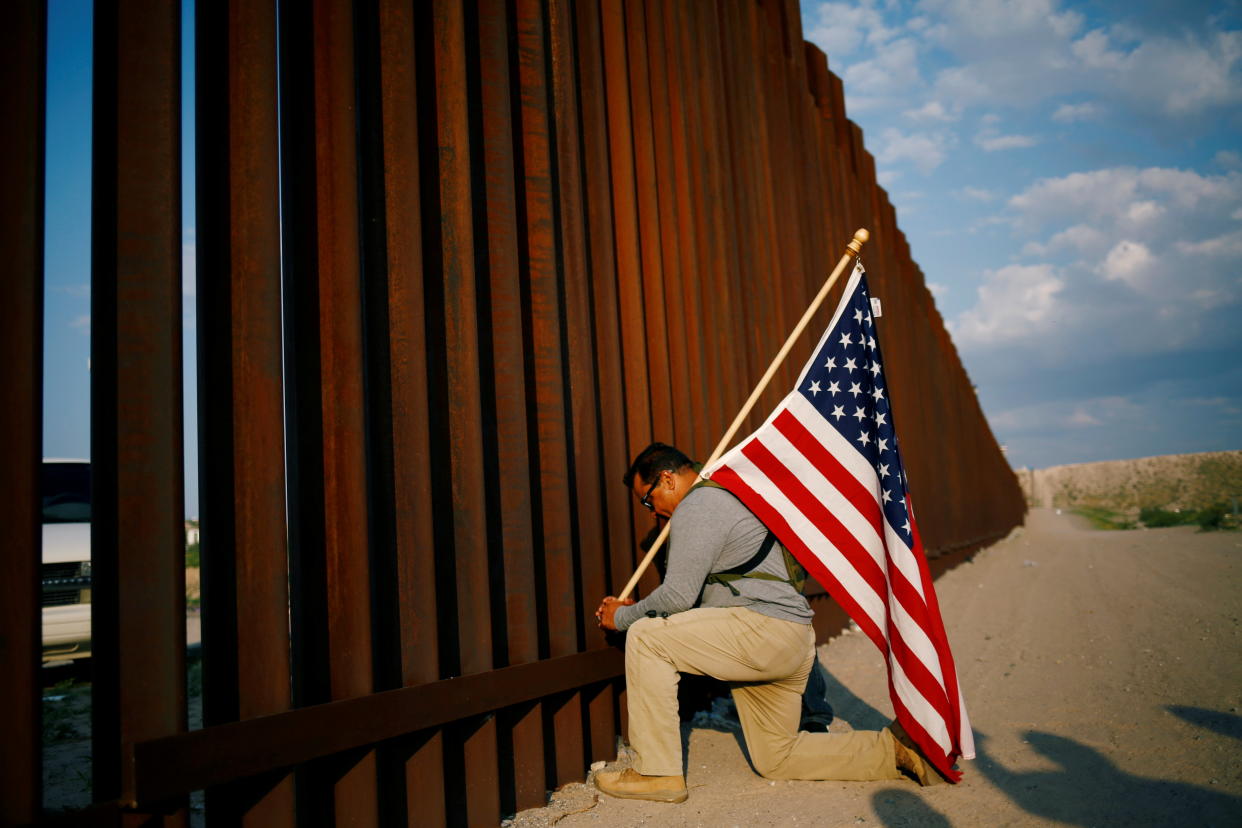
[625,606,900,781]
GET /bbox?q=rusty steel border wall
[3,0,1025,825]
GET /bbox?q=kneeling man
[595,443,943,803]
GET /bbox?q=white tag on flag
[870,297,883,318]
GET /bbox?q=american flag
[703,262,974,781]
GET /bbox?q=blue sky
[801,0,1242,469]
[43,1,1242,518]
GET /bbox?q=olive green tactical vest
[691,477,807,595]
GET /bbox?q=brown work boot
[594,767,688,803]
[888,722,949,786]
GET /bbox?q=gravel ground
[510,508,1242,827]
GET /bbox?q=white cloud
[975,132,1038,151]
[803,0,899,61]
[927,282,949,300]
[1009,170,1137,226]
[951,263,1065,345]
[876,127,951,174]
[71,314,90,335]
[961,166,1242,357]
[960,186,996,202]
[877,169,901,187]
[990,395,1145,433]
[1216,150,1242,170]
[1020,223,1107,257]
[1176,229,1242,258]
[1071,29,1122,71]
[918,0,1089,108]
[1065,407,1102,427]
[906,1,1242,120]
[842,37,924,107]
[1187,397,1242,417]
[1188,287,1230,308]
[1098,239,1157,291]
[904,100,958,122]
[1007,167,1241,231]
[803,0,1241,132]
[1052,102,1098,122]
[1184,396,1234,408]
[1072,27,1242,116]
[920,0,1083,44]
[1123,200,1164,225]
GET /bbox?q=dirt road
[515,508,1242,827]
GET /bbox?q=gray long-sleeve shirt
[613,486,813,631]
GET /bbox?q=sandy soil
[512,508,1242,827]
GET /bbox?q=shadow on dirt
[818,661,889,732]
[972,729,1242,826]
[1167,705,1242,742]
[872,787,950,827]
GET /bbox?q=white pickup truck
[42,459,92,661]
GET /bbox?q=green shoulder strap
[692,477,807,595]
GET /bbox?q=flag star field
[797,270,911,540]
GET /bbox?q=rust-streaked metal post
[740,0,787,417]
[549,0,619,765]
[573,0,633,613]
[474,0,545,812]
[354,0,447,823]
[196,1,296,824]
[597,0,650,461]
[322,0,380,816]
[514,0,588,789]
[621,0,675,449]
[701,0,747,430]
[432,0,501,821]
[308,4,375,753]
[0,2,46,822]
[652,0,708,459]
[756,0,800,400]
[91,0,187,815]
[640,0,696,452]
[599,0,662,600]
[279,0,377,823]
[681,1,729,447]
[572,0,637,741]
[719,0,760,428]
[278,0,330,726]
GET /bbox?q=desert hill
[1016,450,1241,513]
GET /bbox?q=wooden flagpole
[617,228,871,601]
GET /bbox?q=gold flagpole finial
[847,228,870,257]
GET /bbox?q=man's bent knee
[625,617,660,652]
[754,760,792,780]
[627,616,660,637]
[748,740,799,780]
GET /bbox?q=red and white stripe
[704,391,974,779]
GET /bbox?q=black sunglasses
[639,472,664,512]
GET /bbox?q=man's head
[623,442,699,519]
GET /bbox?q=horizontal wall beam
[130,646,625,804]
